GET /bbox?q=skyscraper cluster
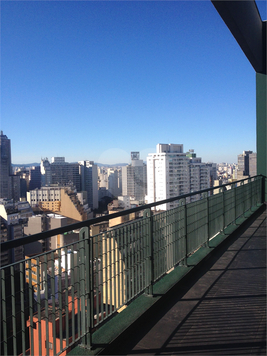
[3,131,256,220]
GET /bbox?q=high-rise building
[122,152,147,204]
[187,150,211,201]
[98,167,122,199]
[107,168,122,197]
[146,144,212,210]
[0,131,12,199]
[237,151,257,179]
[29,166,41,190]
[41,157,81,191]
[41,158,52,186]
[249,152,257,177]
[79,161,98,210]
[146,144,190,210]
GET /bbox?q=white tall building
[122,152,147,204]
[146,144,190,210]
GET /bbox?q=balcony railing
[0,175,264,356]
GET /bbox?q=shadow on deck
[99,205,266,356]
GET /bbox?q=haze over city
[1,1,266,165]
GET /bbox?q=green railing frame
[0,175,264,356]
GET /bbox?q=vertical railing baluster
[20,262,26,355]
[130,224,134,298]
[250,178,253,210]
[76,241,81,340]
[1,269,7,355]
[122,227,127,304]
[58,249,63,352]
[126,226,130,300]
[113,230,117,308]
[99,234,104,318]
[88,226,93,349]
[220,187,225,234]
[234,183,237,224]
[10,265,17,355]
[79,228,86,347]
[35,257,41,356]
[104,232,108,318]
[70,246,75,344]
[36,256,42,356]
[116,229,121,307]
[51,251,56,356]
[205,193,210,247]
[243,180,246,213]
[183,199,188,266]
[65,246,69,348]
[144,208,153,296]
[95,234,100,323]
[44,254,49,356]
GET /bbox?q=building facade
[41,157,81,191]
[237,151,257,179]
[79,161,98,210]
[0,131,12,199]
[122,152,147,204]
[146,144,190,210]
[187,150,211,201]
[147,144,213,210]
[27,186,92,222]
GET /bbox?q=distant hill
[96,163,128,167]
[12,163,40,168]
[12,162,128,168]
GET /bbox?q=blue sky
[1,1,266,165]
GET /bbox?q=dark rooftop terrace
[93,204,266,355]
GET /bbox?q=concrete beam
[211,0,266,74]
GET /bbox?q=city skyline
[1,1,266,165]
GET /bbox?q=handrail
[0,175,264,356]
[1,175,263,252]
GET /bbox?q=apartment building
[122,152,147,204]
[147,144,213,210]
[147,144,190,210]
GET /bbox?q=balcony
[1,175,265,356]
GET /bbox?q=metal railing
[0,176,264,356]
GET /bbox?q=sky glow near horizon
[1,1,266,165]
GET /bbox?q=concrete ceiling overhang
[211,0,266,74]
